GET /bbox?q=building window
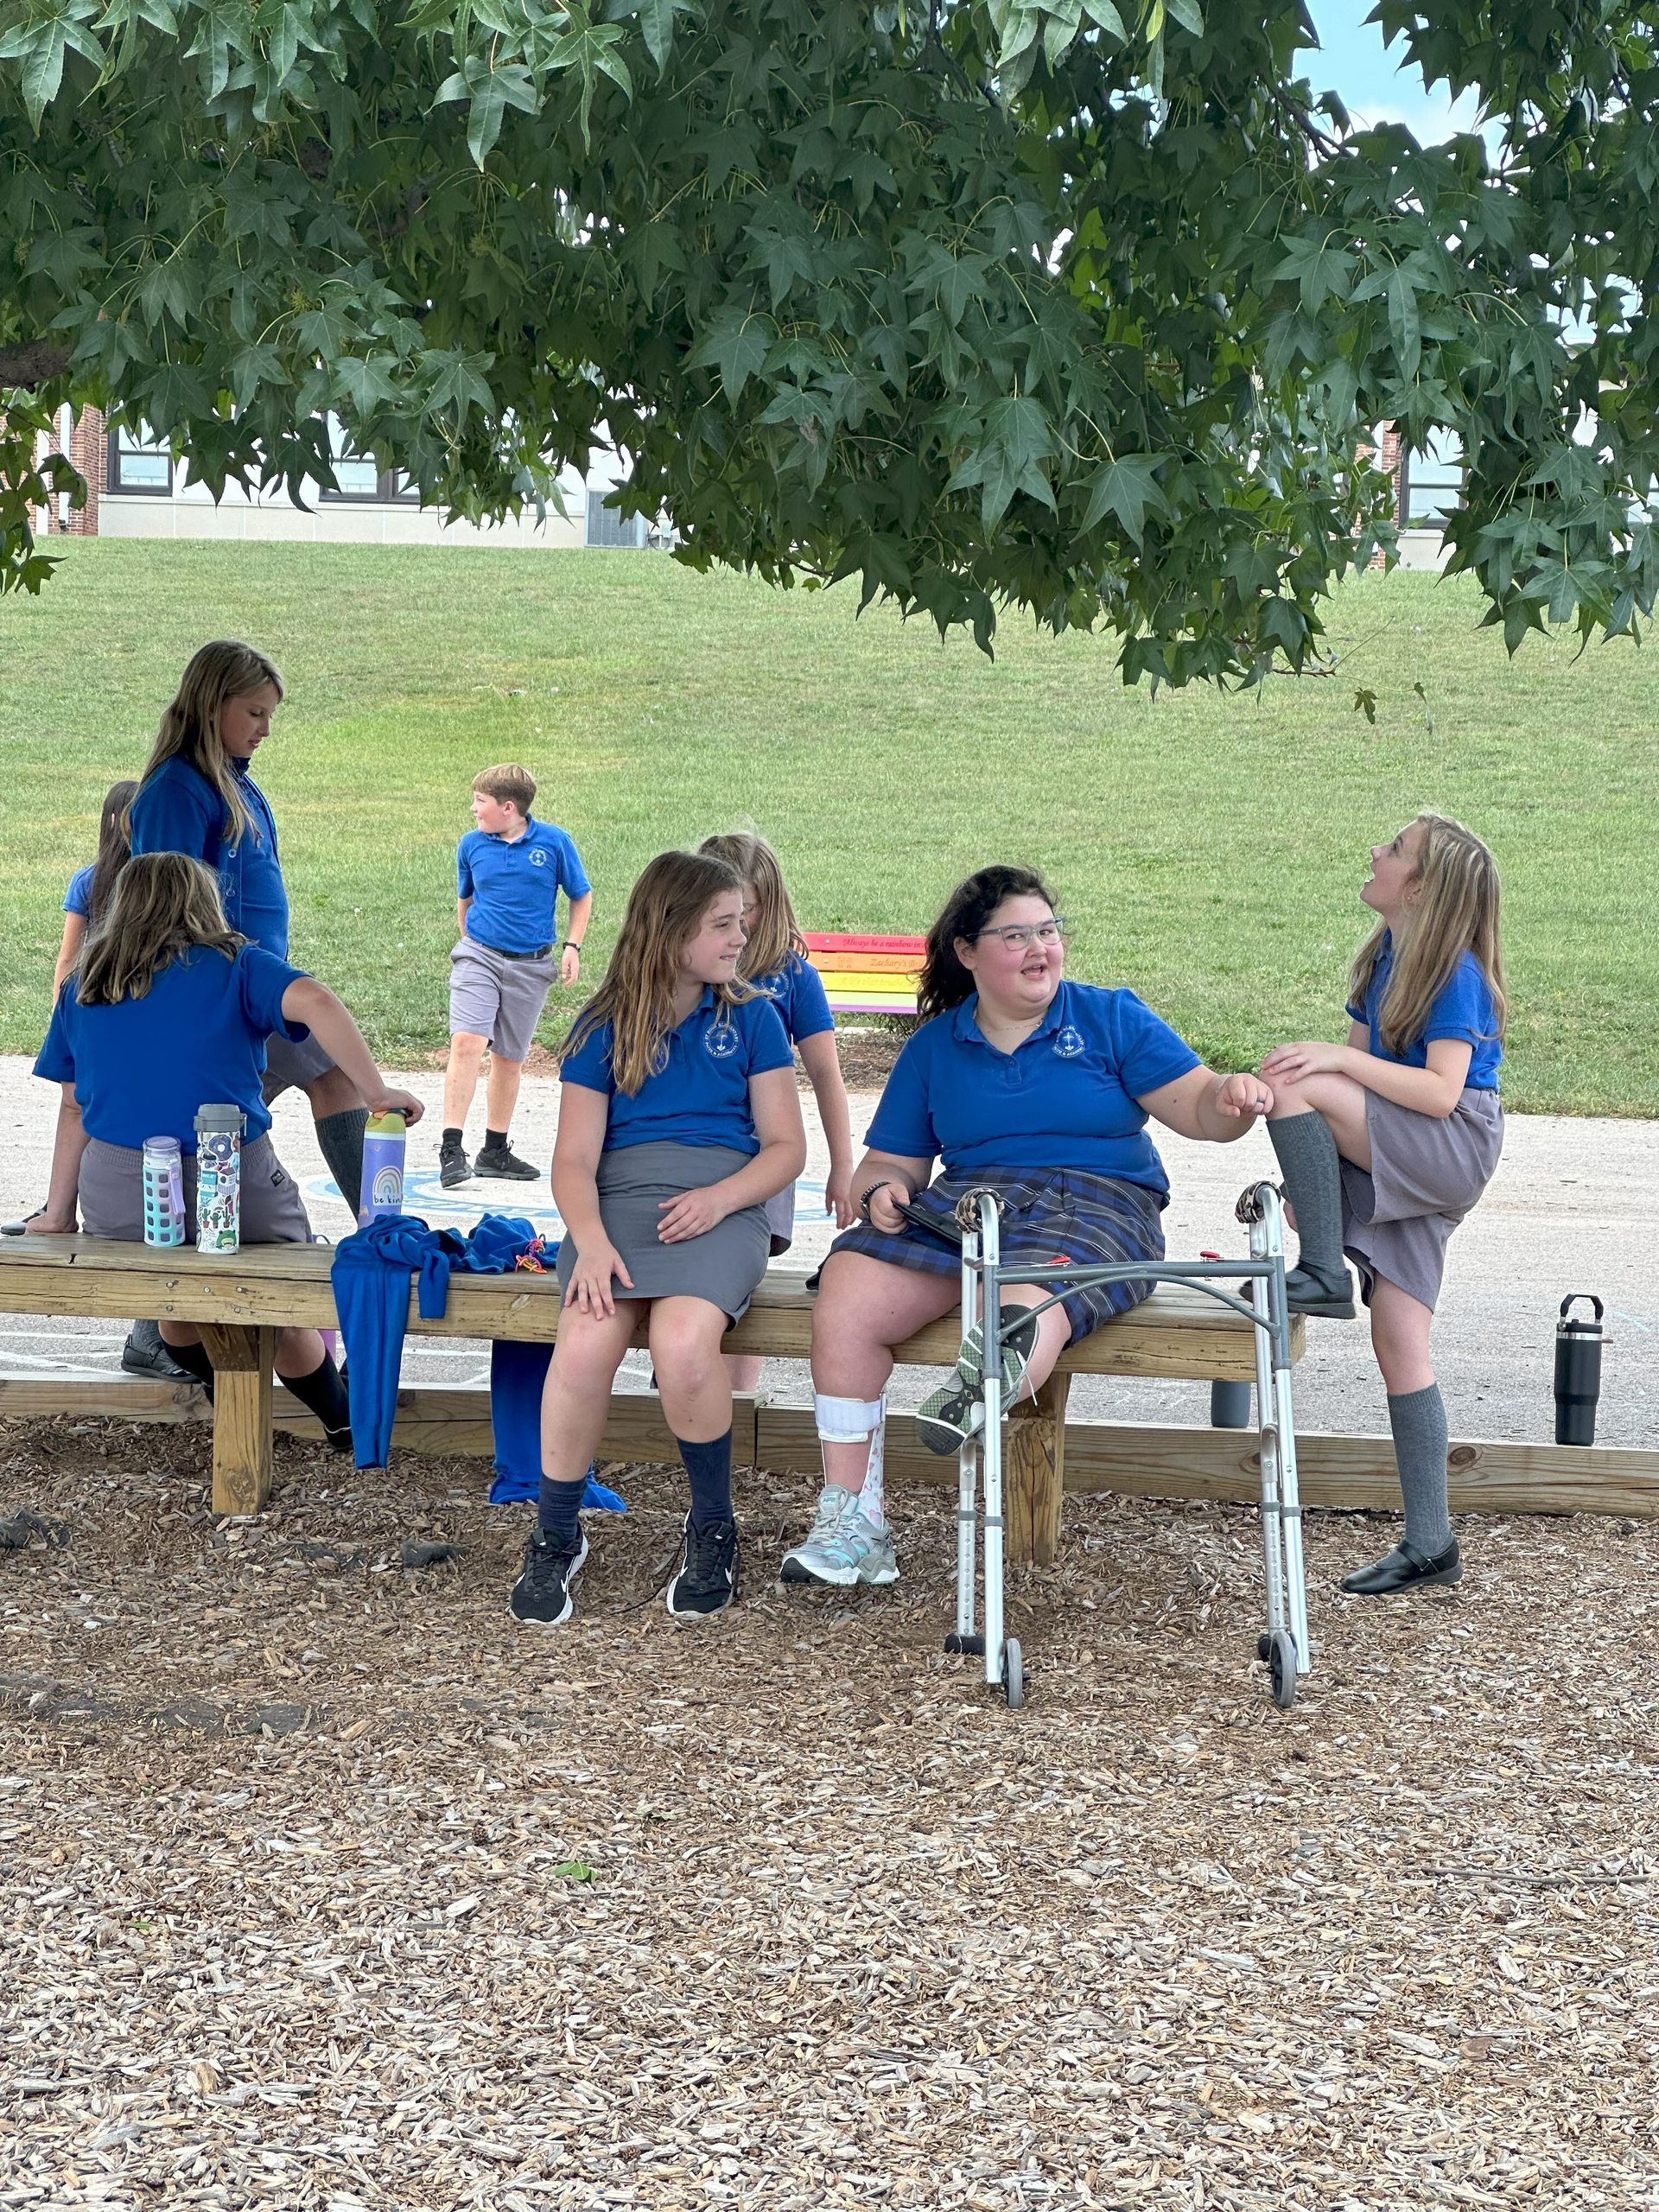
[586,494,650,549]
[107,428,174,495]
[318,415,419,502]
[1399,431,1461,527]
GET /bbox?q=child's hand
[657,1188,729,1243]
[1214,1073,1274,1119]
[1261,1041,1349,1084]
[368,1085,426,1126]
[560,944,582,988]
[867,1182,910,1234]
[824,1162,856,1228]
[564,1241,633,1316]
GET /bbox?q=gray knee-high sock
[315,1107,367,1216]
[1268,1110,1346,1277]
[1388,1383,1452,1554]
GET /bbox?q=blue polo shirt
[866,980,1201,1192]
[458,817,590,957]
[750,951,835,1046]
[63,865,94,918]
[129,756,289,959]
[562,987,794,1154]
[35,944,307,1151]
[1346,936,1503,1090]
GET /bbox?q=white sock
[813,1392,887,1524]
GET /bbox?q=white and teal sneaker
[780,1485,899,1588]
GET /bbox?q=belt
[475,939,553,961]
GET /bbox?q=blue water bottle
[358,1111,407,1226]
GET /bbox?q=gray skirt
[555,1140,772,1322]
[1341,1086,1503,1312]
[79,1133,315,1244]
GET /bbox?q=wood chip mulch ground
[3,1416,1657,2211]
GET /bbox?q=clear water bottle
[358,1110,407,1226]
[194,1104,245,1253]
[142,1135,186,1248]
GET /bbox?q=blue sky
[1301,1,1484,138]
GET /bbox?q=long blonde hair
[75,854,244,1007]
[136,639,283,851]
[696,830,806,980]
[562,851,753,1094]
[1349,813,1506,1057]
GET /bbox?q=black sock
[165,1338,216,1398]
[483,1127,509,1151]
[537,1474,586,1546]
[315,1106,367,1216]
[442,1125,464,1150]
[281,1349,351,1441]
[677,1428,734,1530]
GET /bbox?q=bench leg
[1005,1370,1071,1567]
[198,1324,276,1516]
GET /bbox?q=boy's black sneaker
[508,1529,588,1624]
[664,1516,740,1618]
[439,1141,474,1189]
[474,1141,541,1181]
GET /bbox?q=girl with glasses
[781,863,1273,1592]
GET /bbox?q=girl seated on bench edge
[783,862,1274,1590]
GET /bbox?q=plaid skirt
[827,1167,1166,1343]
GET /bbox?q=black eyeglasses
[972,917,1067,950]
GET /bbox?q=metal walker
[942,1181,1311,1711]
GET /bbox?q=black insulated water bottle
[1554,1294,1605,1446]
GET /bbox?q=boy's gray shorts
[448,938,554,1062]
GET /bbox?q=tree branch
[0,340,74,390]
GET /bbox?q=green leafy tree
[3,0,1657,676]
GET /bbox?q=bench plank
[0,1238,1300,1381]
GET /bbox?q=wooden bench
[804,931,924,1018]
[0,1236,1302,1561]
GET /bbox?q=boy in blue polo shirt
[440,764,593,1186]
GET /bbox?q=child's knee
[448,1031,487,1063]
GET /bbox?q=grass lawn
[1,537,1654,1116]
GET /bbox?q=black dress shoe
[1341,1536,1462,1595]
[1282,1263,1357,1319]
[121,1319,195,1382]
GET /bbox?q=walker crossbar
[947,1181,1311,1713]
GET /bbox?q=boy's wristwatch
[563,939,582,951]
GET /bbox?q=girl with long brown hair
[1259,813,1506,1595]
[508,850,805,1628]
[128,641,370,1218]
[31,855,421,1441]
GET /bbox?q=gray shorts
[79,1133,315,1244]
[449,938,554,1062]
[262,1023,334,1101]
[1341,1086,1504,1312]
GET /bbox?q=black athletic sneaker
[664,1516,740,1618]
[508,1529,588,1624]
[474,1141,541,1181]
[439,1141,474,1189]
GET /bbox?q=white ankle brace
[814,1392,886,1442]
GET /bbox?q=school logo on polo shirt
[705,1023,739,1059]
[529,849,548,866]
[1054,1026,1085,1059]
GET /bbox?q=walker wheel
[1001,1638,1025,1710]
[945,1631,986,1656]
[1256,1633,1272,1663]
[1267,1628,1297,1711]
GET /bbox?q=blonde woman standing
[1259,814,1506,1595]
[128,640,370,1215]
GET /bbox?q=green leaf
[1081,453,1168,543]
[1165,0,1203,35]
[435,54,540,167]
[1081,0,1126,37]
[688,308,775,402]
[1352,688,1377,724]
[1386,265,1421,380]
[551,1859,594,1882]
